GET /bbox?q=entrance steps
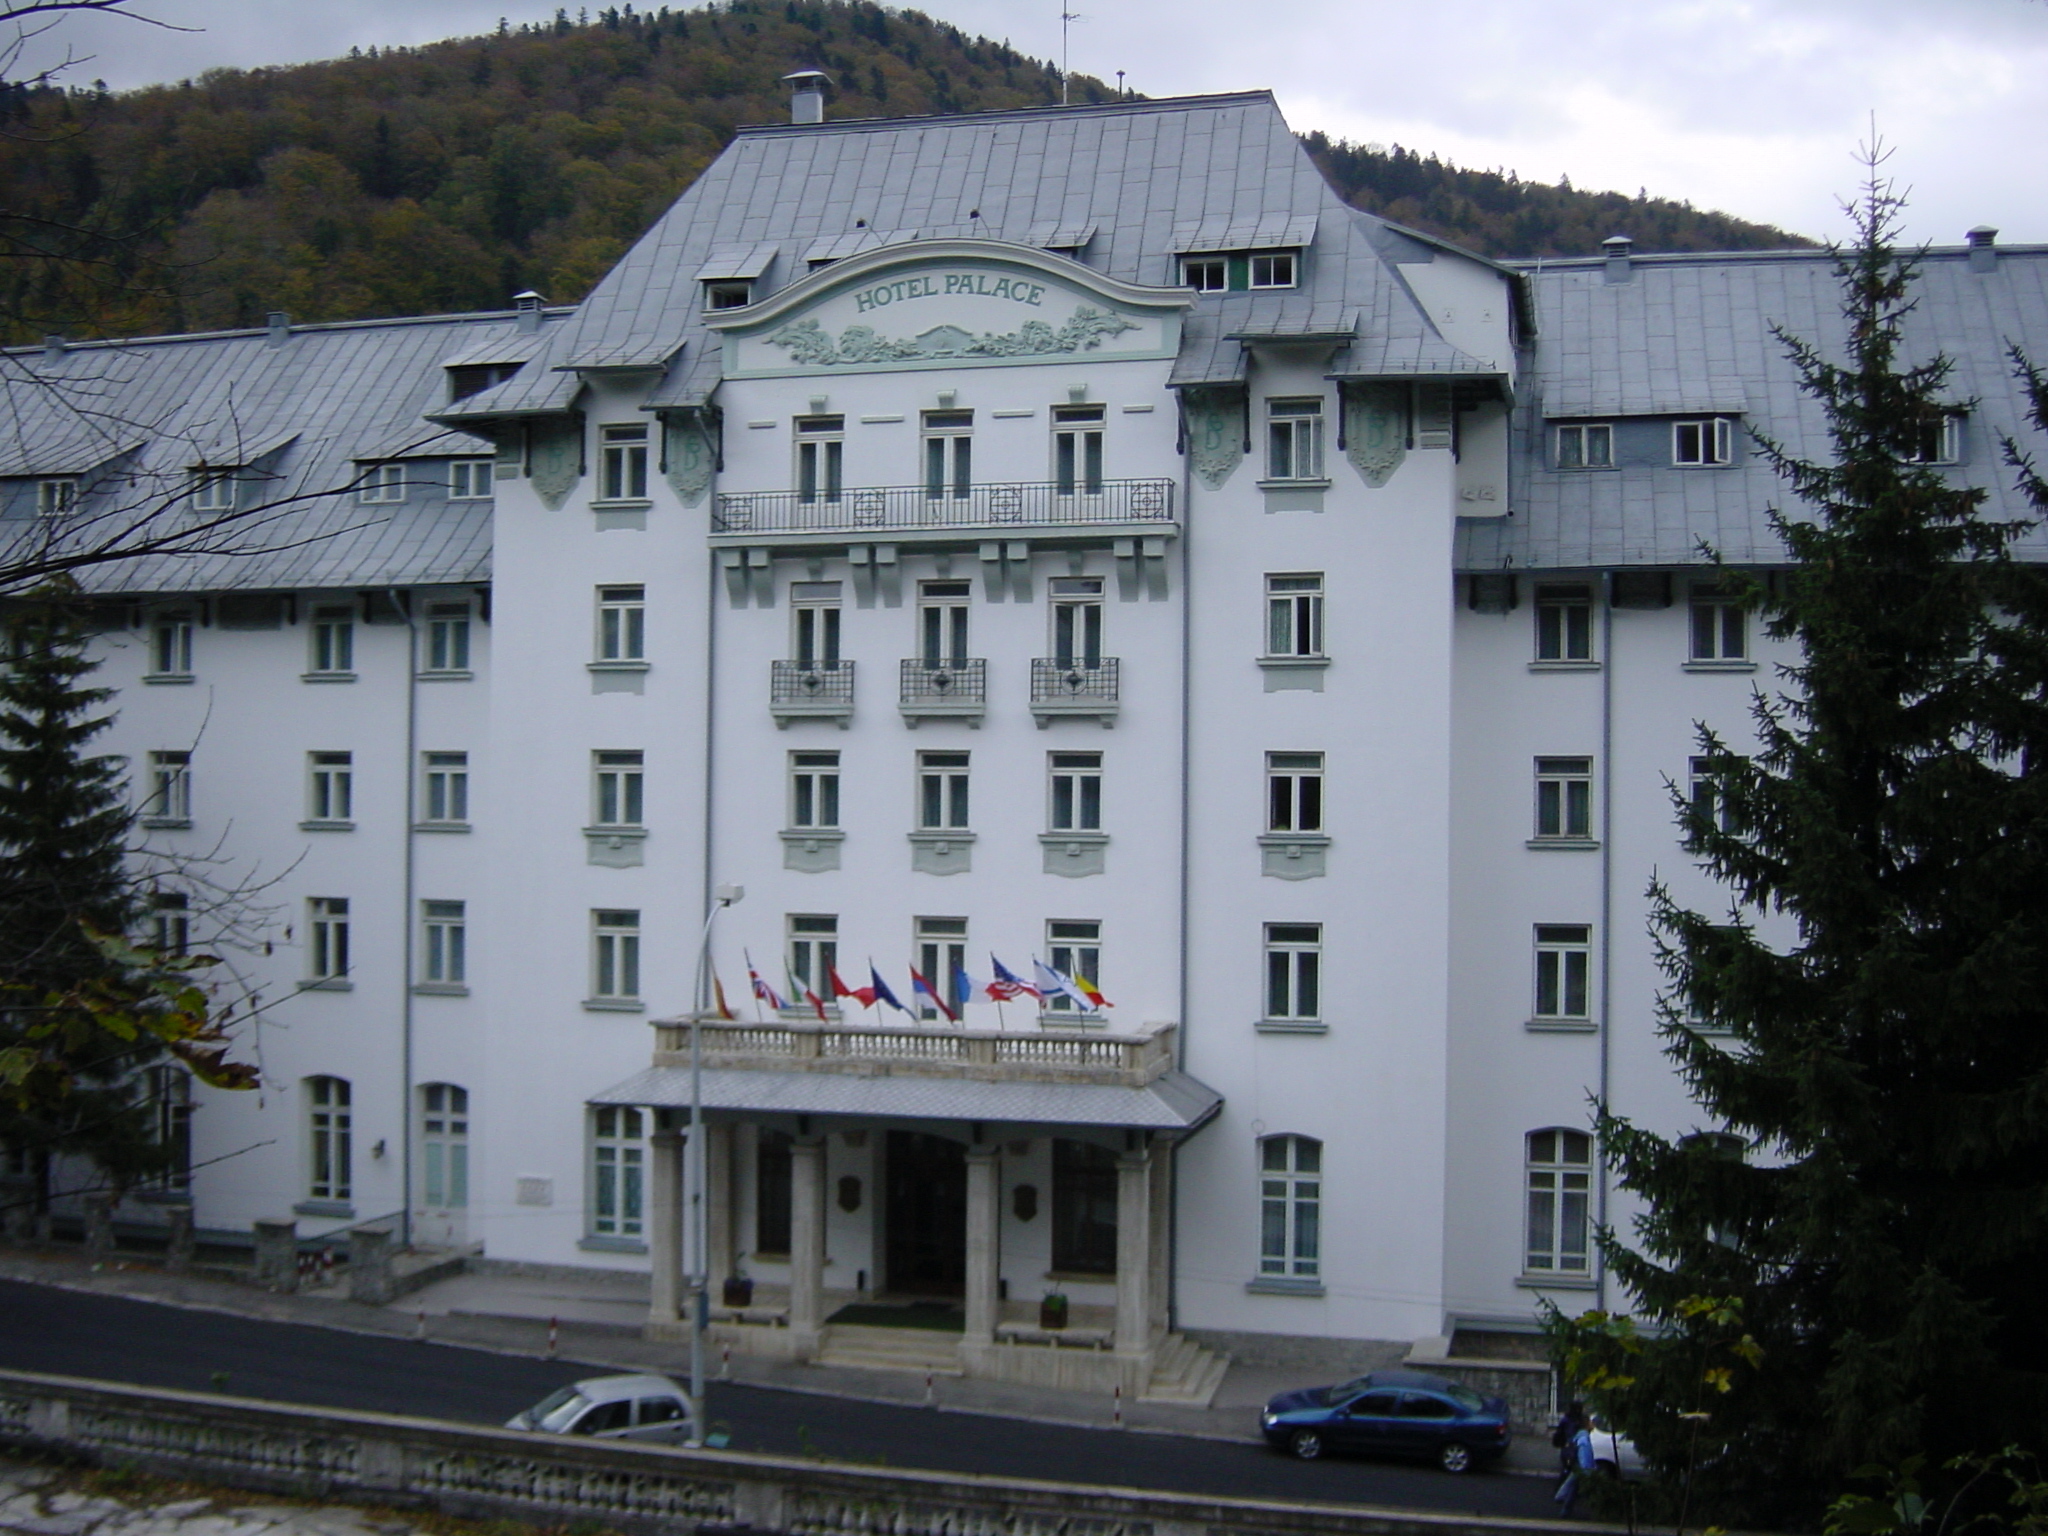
[817,1323,965,1375]
[1140,1332,1229,1406]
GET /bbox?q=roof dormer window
[1178,249,1300,293]
[1182,257,1227,293]
[449,362,522,402]
[1249,252,1296,289]
[704,280,752,311]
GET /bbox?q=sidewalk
[0,1245,1557,1476]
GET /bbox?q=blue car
[1260,1368,1513,1473]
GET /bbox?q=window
[1555,424,1612,470]
[919,579,971,665]
[704,279,752,311]
[307,1076,351,1201]
[1534,584,1594,662]
[421,1084,469,1210]
[1267,752,1323,834]
[597,585,645,663]
[788,914,838,1000]
[36,478,75,517]
[795,415,844,505]
[1266,574,1324,658]
[1248,252,1296,289]
[146,750,191,823]
[591,1105,644,1238]
[1689,583,1747,662]
[790,750,840,829]
[448,362,520,401]
[1049,577,1103,667]
[755,1128,792,1254]
[915,915,967,1021]
[309,606,355,675]
[308,897,350,981]
[918,750,970,830]
[1900,413,1962,465]
[791,581,841,665]
[592,909,640,1000]
[1045,919,1100,1016]
[1264,923,1321,1023]
[449,459,494,499]
[593,751,644,828]
[922,409,973,500]
[190,469,236,513]
[1051,1138,1118,1274]
[1052,405,1105,496]
[307,751,353,823]
[151,892,189,956]
[1259,1134,1321,1280]
[1267,398,1325,481]
[1180,256,1227,292]
[1673,417,1734,466]
[1534,757,1593,841]
[1688,755,1747,838]
[1534,924,1592,1021]
[599,423,649,501]
[425,602,471,672]
[1049,752,1102,831]
[147,1066,192,1192]
[359,463,406,504]
[151,614,193,676]
[1525,1129,1593,1274]
[423,751,469,824]
[423,900,466,985]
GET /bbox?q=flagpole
[687,883,743,1449]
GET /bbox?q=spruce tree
[1552,169,2048,1528]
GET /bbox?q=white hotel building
[10,86,2044,1401]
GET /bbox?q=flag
[830,965,876,1008]
[803,984,829,1022]
[1072,971,1112,1009]
[747,951,785,1011]
[869,963,908,1014]
[952,964,980,1015]
[711,972,737,1020]
[788,963,829,1023]
[910,965,958,1023]
[1034,957,1094,1012]
[987,955,1040,1001]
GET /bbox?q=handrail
[713,478,1175,536]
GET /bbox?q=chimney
[514,290,546,335]
[1602,234,1634,285]
[1966,226,1998,275]
[783,69,829,125]
[41,335,65,363]
[266,311,291,347]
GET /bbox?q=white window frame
[308,751,353,824]
[1048,576,1104,666]
[1266,397,1325,481]
[789,750,840,830]
[788,913,838,1000]
[921,410,973,501]
[420,1083,469,1210]
[791,582,842,665]
[307,1076,352,1202]
[1051,405,1105,497]
[1264,922,1321,1023]
[1534,924,1592,1021]
[1267,752,1323,834]
[1265,573,1324,658]
[36,478,76,517]
[1672,417,1734,466]
[424,601,472,673]
[1525,1128,1593,1275]
[1533,756,1593,841]
[917,750,970,830]
[1688,755,1748,839]
[190,468,237,513]
[1248,251,1297,289]
[918,578,971,666]
[599,423,650,502]
[147,1065,193,1192]
[359,462,406,504]
[591,1105,645,1238]
[915,915,967,1021]
[308,605,355,676]
[1048,751,1102,832]
[1555,423,1612,470]
[422,900,466,985]
[423,751,469,825]
[151,892,190,956]
[1180,256,1227,292]
[593,750,644,829]
[1258,1134,1321,1280]
[1689,583,1748,662]
[703,279,752,311]
[1534,583,1595,662]
[449,458,494,499]
[592,909,641,1000]
[146,750,191,824]
[1900,413,1962,465]
[150,613,193,677]
[308,897,350,981]
[794,415,845,505]
[1045,918,1100,1017]
[597,584,646,663]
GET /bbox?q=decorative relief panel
[1184,388,1244,490]
[664,414,715,507]
[1344,383,1408,487]
[529,422,582,510]
[766,307,1138,367]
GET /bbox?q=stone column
[165,1203,195,1273]
[82,1193,116,1258]
[1148,1147,1173,1344]
[252,1218,298,1292]
[963,1147,1000,1347]
[348,1223,395,1305]
[1114,1145,1155,1353]
[705,1123,735,1291]
[788,1136,827,1354]
[647,1128,684,1328]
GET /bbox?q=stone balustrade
[650,1017,1179,1087]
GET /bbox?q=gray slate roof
[1458,245,2048,572]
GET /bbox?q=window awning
[805,228,920,264]
[1025,220,1098,252]
[1544,377,1749,419]
[696,242,781,282]
[1172,213,1316,254]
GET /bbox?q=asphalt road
[0,1279,1553,1519]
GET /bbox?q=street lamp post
[685,881,742,1447]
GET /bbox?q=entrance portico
[593,1015,1222,1400]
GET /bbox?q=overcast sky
[26,0,2048,247]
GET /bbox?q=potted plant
[1039,1291,1068,1330]
[722,1274,755,1308]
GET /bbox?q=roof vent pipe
[1966,226,1998,275]
[513,289,546,334]
[40,335,64,363]
[783,69,829,125]
[1601,234,1634,285]
[266,311,291,347]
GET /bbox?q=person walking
[1553,1409,1597,1517]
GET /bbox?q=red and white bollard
[546,1315,559,1360]
[1113,1382,1123,1429]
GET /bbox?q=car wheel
[1289,1428,1324,1461]
[1438,1441,1474,1474]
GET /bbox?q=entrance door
[884,1130,966,1295]
[417,1083,469,1248]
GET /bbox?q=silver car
[507,1373,696,1444]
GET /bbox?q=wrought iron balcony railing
[770,659,854,726]
[1030,656,1120,727]
[713,478,1176,537]
[900,657,986,723]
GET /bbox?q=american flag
[986,955,1040,1000]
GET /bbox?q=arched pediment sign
[708,239,1189,379]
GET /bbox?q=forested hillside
[0,2,1811,343]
